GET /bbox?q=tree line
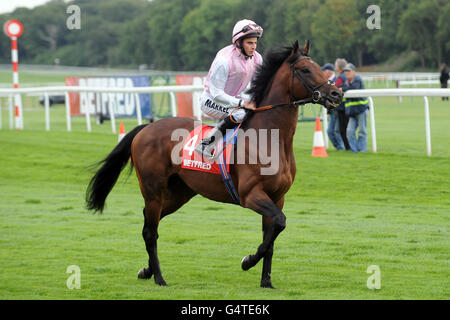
[0,0,449,71]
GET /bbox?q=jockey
[194,19,263,159]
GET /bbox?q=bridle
[289,55,334,106]
[226,52,338,148]
[252,53,336,113]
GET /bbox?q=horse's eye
[301,68,310,74]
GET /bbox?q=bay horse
[86,40,342,288]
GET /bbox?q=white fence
[0,85,203,133]
[360,72,440,82]
[325,88,450,156]
[398,80,449,87]
[1,86,449,157]
[360,73,442,89]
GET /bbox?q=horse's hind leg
[137,174,196,285]
[137,208,154,280]
[138,199,167,286]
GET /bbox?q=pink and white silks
[200,44,262,122]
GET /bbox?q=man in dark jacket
[324,62,345,150]
[440,63,449,101]
[331,58,351,150]
[342,63,369,152]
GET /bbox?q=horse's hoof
[137,267,153,280]
[261,280,275,289]
[241,255,253,271]
[155,279,168,286]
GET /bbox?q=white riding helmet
[232,19,263,45]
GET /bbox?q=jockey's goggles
[233,23,263,38]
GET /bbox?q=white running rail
[1,86,449,156]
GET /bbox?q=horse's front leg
[260,216,275,288]
[260,197,284,288]
[241,190,286,281]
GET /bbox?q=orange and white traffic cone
[312,117,328,157]
[15,105,21,130]
[118,122,126,142]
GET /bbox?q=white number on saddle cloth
[183,134,199,156]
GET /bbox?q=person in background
[322,63,336,82]
[323,63,345,150]
[329,58,350,150]
[341,63,369,153]
[440,63,449,101]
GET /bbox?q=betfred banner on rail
[175,75,205,119]
[65,76,152,118]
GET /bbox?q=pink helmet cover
[232,19,263,44]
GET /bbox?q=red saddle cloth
[181,125,234,174]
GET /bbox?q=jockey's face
[241,37,258,57]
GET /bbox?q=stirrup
[203,148,217,160]
[194,140,216,159]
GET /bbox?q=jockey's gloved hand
[243,100,256,110]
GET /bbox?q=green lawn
[0,92,449,299]
[0,70,66,84]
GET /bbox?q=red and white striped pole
[11,36,22,130]
[4,20,24,130]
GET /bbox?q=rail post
[424,96,431,156]
[368,97,377,153]
[44,92,50,131]
[65,92,71,132]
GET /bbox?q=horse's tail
[85,124,147,213]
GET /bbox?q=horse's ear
[302,40,310,55]
[292,40,300,53]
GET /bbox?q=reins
[221,53,333,159]
[232,54,334,117]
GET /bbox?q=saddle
[181,124,240,203]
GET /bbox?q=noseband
[289,55,334,107]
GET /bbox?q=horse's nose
[330,89,342,103]
[330,89,341,98]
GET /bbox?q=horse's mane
[247,43,303,106]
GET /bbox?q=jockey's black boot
[195,116,236,159]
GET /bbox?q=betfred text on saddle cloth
[181,125,235,174]
[181,124,240,203]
